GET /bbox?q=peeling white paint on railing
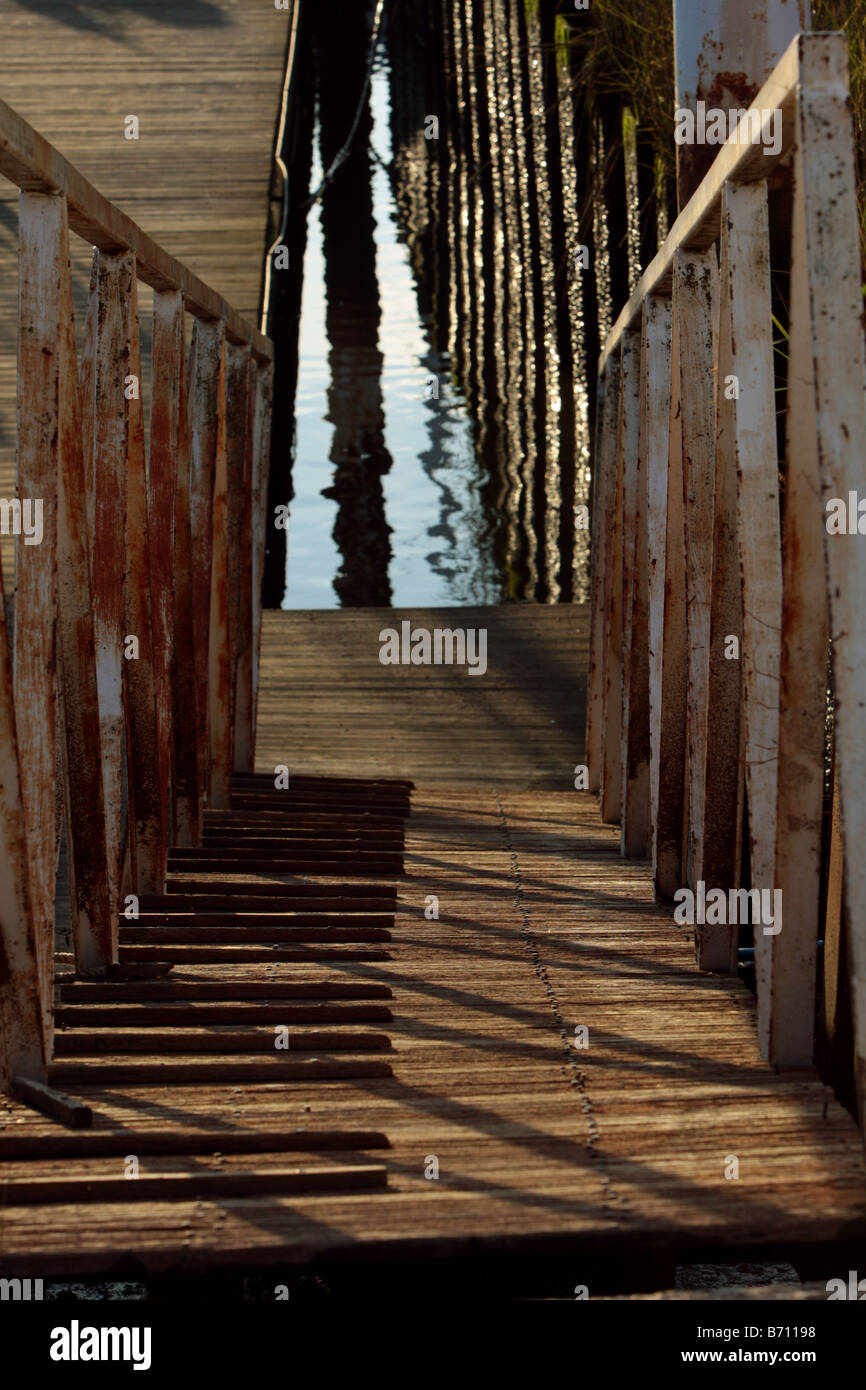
[589,36,866,1111]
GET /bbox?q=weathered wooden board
[257,607,587,788]
[171,323,201,847]
[619,327,648,853]
[189,321,224,814]
[793,39,866,1117]
[600,344,627,824]
[677,249,717,895]
[15,192,62,1037]
[84,251,132,918]
[698,185,742,971]
[643,295,673,889]
[124,271,164,893]
[1,779,864,1276]
[769,159,827,1067]
[654,283,687,899]
[208,346,231,808]
[248,361,274,762]
[725,184,783,1058]
[0,536,44,1085]
[586,370,608,792]
[149,289,182,846]
[56,195,114,975]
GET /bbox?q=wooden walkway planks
[255,607,589,788]
[0,608,863,1277]
[1,775,864,1274]
[0,0,289,582]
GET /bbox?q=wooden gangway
[2,607,865,1287]
[1,19,866,1296]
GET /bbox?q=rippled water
[285,58,500,608]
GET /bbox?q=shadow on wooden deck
[2,607,863,1294]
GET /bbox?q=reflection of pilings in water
[460,0,484,425]
[479,0,515,561]
[384,2,501,603]
[566,16,602,560]
[387,6,435,328]
[553,22,583,604]
[523,0,562,604]
[586,85,632,595]
[430,5,452,355]
[262,13,315,608]
[441,0,463,377]
[451,0,470,398]
[559,104,592,601]
[592,120,613,349]
[379,0,610,604]
[480,0,522,592]
[459,0,502,573]
[467,0,508,583]
[505,0,540,599]
[490,0,530,595]
[622,108,642,295]
[454,0,480,409]
[312,4,392,606]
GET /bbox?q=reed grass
[557,0,865,273]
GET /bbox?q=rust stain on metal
[701,69,756,110]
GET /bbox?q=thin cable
[305,0,388,207]
[261,0,303,337]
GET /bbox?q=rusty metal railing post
[672,0,810,207]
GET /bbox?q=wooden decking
[1,608,864,1287]
[0,0,289,582]
[256,606,588,787]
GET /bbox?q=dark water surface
[286,56,498,608]
[281,3,599,609]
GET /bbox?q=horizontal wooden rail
[588,32,866,1137]
[0,94,274,1109]
[0,97,273,361]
